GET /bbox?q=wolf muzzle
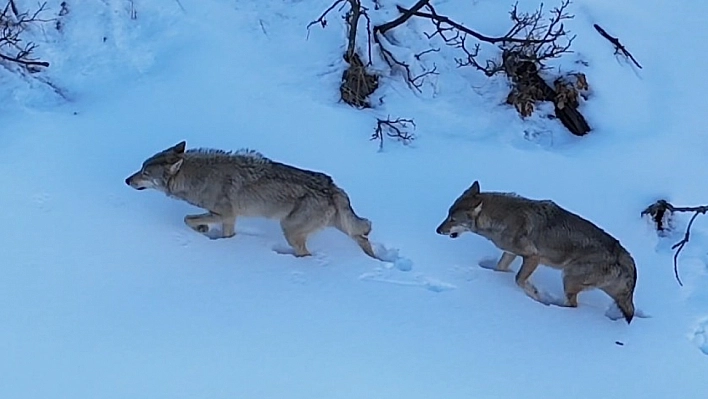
[436,223,459,238]
[125,174,145,190]
[435,221,460,238]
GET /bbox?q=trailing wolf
[125,141,377,259]
[435,181,637,323]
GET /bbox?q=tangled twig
[372,116,415,149]
[641,200,708,286]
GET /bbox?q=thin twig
[372,116,416,149]
[397,4,563,45]
[376,0,430,34]
[641,200,708,286]
[594,24,642,69]
[307,0,347,31]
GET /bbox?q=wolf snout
[125,174,145,190]
[436,223,455,237]
[436,222,460,238]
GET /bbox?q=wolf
[125,141,377,259]
[436,181,637,323]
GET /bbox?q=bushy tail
[332,188,376,258]
[332,188,371,236]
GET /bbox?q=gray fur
[126,141,376,258]
[436,180,637,323]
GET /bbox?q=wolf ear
[464,180,480,196]
[473,201,483,215]
[168,158,184,174]
[170,141,186,154]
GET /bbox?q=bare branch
[373,31,437,92]
[376,0,430,34]
[372,116,416,149]
[397,3,564,45]
[306,0,346,31]
[414,47,439,60]
[641,200,708,286]
[594,24,642,69]
[0,1,52,69]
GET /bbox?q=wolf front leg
[515,256,542,302]
[184,212,235,238]
[562,273,586,307]
[221,216,237,238]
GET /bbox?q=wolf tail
[332,187,376,258]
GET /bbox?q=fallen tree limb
[593,24,642,69]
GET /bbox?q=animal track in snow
[359,268,456,293]
[289,271,307,285]
[270,245,330,266]
[172,231,192,248]
[691,318,708,355]
[31,193,52,212]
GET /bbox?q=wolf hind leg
[496,251,517,272]
[280,201,331,257]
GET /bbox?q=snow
[1,0,707,397]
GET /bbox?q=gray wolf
[125,141,376,259]
[435,181,637,323]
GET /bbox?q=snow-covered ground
[1,0,707,397]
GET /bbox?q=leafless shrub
[0,0,52,71]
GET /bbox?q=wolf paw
[272,244,312,258]
[522,284,555,306]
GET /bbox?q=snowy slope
[1,0,707,398]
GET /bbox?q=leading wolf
[125,141,376,259]
[436,181,637,323]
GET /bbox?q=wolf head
[125,141,186,192]
[436,180,484,238]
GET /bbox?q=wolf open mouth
[449,232,459,238]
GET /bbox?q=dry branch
[642,200,708,286]
[309,0,380,107]
[594,24,642,69]
[372,116,415,148]
[397,0,588,135]
[0,1,52,69]
[376,0,430,34]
